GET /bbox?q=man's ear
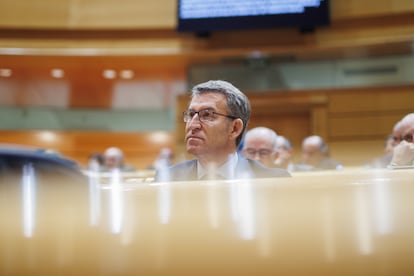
[229,118,244,139]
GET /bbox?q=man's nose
[252,152,262,160]
[187,113,201,128]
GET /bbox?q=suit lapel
[235,156,255,179]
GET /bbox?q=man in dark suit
[155,80,290,182]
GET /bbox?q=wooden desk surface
[1,168,413,275]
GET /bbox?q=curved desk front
[1,168,413,275]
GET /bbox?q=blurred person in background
[294,135,342,171]
[102,147,135,172]
[148,147,174,170]
[391,120,403,147]
[274,135,295,172]
[87,152,104,171]
[242,127,279,168]
[366,120,402,168]
[390,113,414,166]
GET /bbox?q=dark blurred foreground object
[0,144,84,180]
[0,145,90,275]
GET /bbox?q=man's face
[277,146,293,164]
[400,123,414,143]
[104,155,121,169]
[243,137,277,167]
[184,92,237,161]
[392,124,403,146]
[301,143,323,167]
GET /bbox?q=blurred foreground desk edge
[1,167,414,275]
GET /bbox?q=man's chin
[186,145,203,156]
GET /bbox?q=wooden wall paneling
[329,139,386,167]
[0,130,74,152]
[68,66,113,108]
[327,86,414,113]
[377,88,414,111]
[327,114,402,139]
[0,55,188,109]
[331,0,414,19]
[1,0,414,61]
[2,0,414,29]
[327,86,413,140]
[71,0,176,29]
[0,0,175,29]
[328,91,381,113]
[310,105,328,140]
[0,1,71,28]
[0,130,175,169]
[14,69,33,106]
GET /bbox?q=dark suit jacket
[154,156,291,182]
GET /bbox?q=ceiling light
[120,70,134,79]
[0,68,12,77]
[51,68,64,78]
[103,69,117,79]
[37,131,57,142]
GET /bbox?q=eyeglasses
[392,135,401,143]
[243,148,273,158]
[183,109,238,123]
[392,134,413,143]
[401,133,413,143]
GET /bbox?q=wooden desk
[1,168,413,275]
[82,169,156,183]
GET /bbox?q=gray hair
[276,135,293,150]
[191,80,251,147]
[244,127,278,152]
[303,135,329,154]
[104,147,124,161]
[401,113,414,126]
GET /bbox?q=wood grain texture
[0,130,176,169]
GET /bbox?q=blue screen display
[177,0,330,33]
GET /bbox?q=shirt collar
[197,152,238,180]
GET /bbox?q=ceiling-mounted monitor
[177,0,330,34]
